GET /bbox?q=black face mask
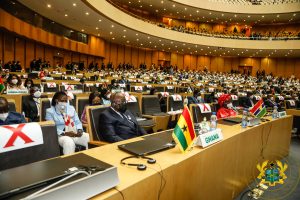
[119,103,127,113]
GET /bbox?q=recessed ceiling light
[196,10,199,13]
[97,34,100,36]
[110,32,113,34]
[111,25,114,28]
[209,12,212,15]
[85,12,89,15]
[98,19,102,22]
[136,33,138,36]
[293,13,296,16]
[262,15,264,18]
[150,4,152,7]
[112,38,115,40]
[173,4,175,7]
[185,8,187,10]
[234,14,237,17]
[248,15,250,18]
[161,0,164,3]
[140,44,143,46]
[81,29,84,32]
[72,3,76,6]
[96,27,98,30]
[277,15,280,18]
[64,14,68,17]
[123,29,126,32]
[136,39,139,41]
[127,40,130,43]
[149,41,152,43]
[47,4,51,8]
[123,35,126,38]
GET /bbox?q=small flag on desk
[250,99,267,118]
[0,77,5,93]
[172,106,196,153]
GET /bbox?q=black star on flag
[182,125,187,133]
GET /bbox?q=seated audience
[45,91,89,155]
[6,74,25,91]
[0,97,26,125]
[264,94,283,110]
[217,94,237,119]
[81,91,102,124]
[98,92,146,142]
[22,87,41,122]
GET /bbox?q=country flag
[0,77,5,93]
[172,106,196,152]
[250,99,267,118]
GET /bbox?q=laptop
[222,117,243,124]
[0,154,112,199]
[118,130,176,156]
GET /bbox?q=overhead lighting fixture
[112,38,115,40]
[81,29,84,32]
[97,34,100,36]
[98,19,102,22]
[96,27,98,30]
[111,25,114,28]
[85,12,89,15]
[47,4,51,8]
[72,3,76,6]
[64,14,68,17]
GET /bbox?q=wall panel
[0,32,3,61]
[124,46,131,64]
[145,50,152,68]
[3,34,14,62]
[131,48,139,68]
[177,54,184,69]
[35,44,44,60]
[138,49,146,66]
[110,43,118,66]
[117,45,124,65]
[15,37,25,68]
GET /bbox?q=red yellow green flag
[0,77,5,93]
[172,106,196,152]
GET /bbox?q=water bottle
[241,109,248,128]
[184,96,188,106]
[201,117,209,133]
[210,112,217,130]
[272,106,278,119]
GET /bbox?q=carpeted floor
[236,135,300,200]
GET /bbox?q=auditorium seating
[190,104,216,124]
[86,105,110,145]
[0,121,60,171]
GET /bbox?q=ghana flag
[0,77,4,93]
[250,99,267,118]
[172,106,196,152]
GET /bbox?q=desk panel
[84,116,292,200]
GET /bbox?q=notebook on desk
[118,130,175,156]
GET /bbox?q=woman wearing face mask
[217,94,237,119]
[24,78,34,90]
[100,88,112,105]
[0,97,26,125]
[6,74,25,91]
[45,91,90,155]
[81,91,102,124]
[22,86,42,122]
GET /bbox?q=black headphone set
[120,156,156,171]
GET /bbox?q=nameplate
[0,123,44,153]
[119,83,126,88]
[278,111,287,118]
[6,89,28,94]
[196,129,223,148]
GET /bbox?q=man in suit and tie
[98,92,146,143]
[242,91,255,108]
[22,87,42,122]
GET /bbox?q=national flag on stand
[0,77,5,93]
[249,99,267,118]
[172,106,196,153]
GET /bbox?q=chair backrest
[155,86,165,92]
[0,121,60,171]
[40,98,51,121]
[7,99,16,112]
[60,84,83,93]
[142,95,162,115]
[176,87,188,93]
[76,97,89,119]
[168,95,184,111]
[238,96,247,107]
[126,96,141,117]
[43,83,59,92]
[190,104,216,123]
[86,105,110,141]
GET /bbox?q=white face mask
[11,79,18,85]
[33,91,41,98]
[27,84,32,88]
[227,103,233,109]
[0,113,9,121]
[56,102,67,112]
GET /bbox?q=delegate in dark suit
[99,107,146,143]
[0,112,26,125]
[22,95,39,122]
[241,97,254,108]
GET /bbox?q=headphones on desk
[120,156,156,171]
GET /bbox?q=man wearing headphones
[98,92,146,143]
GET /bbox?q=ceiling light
[123,35,126,38]
[234,14,237,17]
[98,19,102,22]
[111,25,114,28]
[150,4,152,7]
[85,12,89,15]
[136,39,139,41]
[64,14,68,17]
[81,29,84,32]
[173,4,175,7]
[293,13,296,16]
[127,40,130,43]
[123,29,126,32]
[73,3,76,6]
[277,15,280,18]
[155,10,158,12]
[96,27,98,30]
[47,4,51,8]
[161,0,164,3]
[209,12,212,15]
[97,34,100,36]
[248,15,250,18]
[110,32,112,34]
[140,44,143,46]
[112,38,115,40]
[222,14,224,16]
[136,33,139,36]
[262,15,264,18]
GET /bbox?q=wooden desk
[286,109,300,117]
[80,116,292,200]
